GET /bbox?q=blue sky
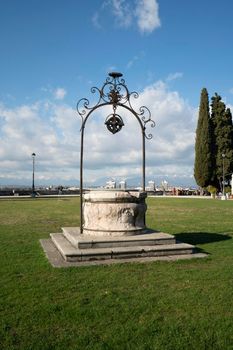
[0,0,233,187]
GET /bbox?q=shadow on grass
[175,232,232,245]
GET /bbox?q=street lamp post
[32,153,36,197]
[222,153,226,200]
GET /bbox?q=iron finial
[108,72,123,79]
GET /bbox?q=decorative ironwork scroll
[76,72,155,233]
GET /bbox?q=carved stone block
[83,190,147,237]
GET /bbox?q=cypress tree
[194,88,213,187]
[222,108,233,180]
[211,93,233,189]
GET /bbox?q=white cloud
[111,0,132,28]
[0,100,80,185]
[126,51,145,69]
[77,80,196,185]
[54,88,67,100]
[95,0,161,34]
[0,79,197,187]
[135,0,161,34]
[126,58,137,69]
[166,72,183,81]
[92,12,102,29]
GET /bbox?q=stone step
[50,233,195,262]
[62,227,176,249]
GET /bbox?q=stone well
[83,190,147,237]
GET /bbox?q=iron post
[32,153,36,196]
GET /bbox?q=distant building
[119,180,127,190]
[161,180,168,191]
[105,180,116,189]
[147,180,155,191]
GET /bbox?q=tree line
[194,88,233,192]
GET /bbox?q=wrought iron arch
[77,72,155,233]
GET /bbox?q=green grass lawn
[0,197,233,350]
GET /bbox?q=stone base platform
[40,227,207,266]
